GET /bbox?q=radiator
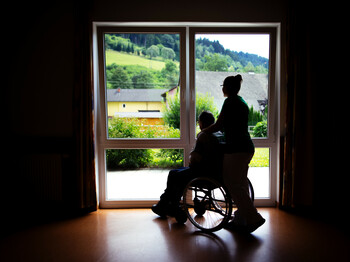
[20,154,63,202]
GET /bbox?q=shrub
[106,117,181,169]
[253,120,267,137]
[163,91,219,129]
[163,93,181,129]
[107,117,151,169]
[106,149,152,170]
[152,149,184,168]
[248,105,264,126]
[195,92,219,120]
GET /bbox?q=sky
[196,34,270,59]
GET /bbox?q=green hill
[105,49,167,71]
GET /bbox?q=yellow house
[107,88,168,125]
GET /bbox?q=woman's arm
[202,111,224,133]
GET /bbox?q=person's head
[221,74,243,97]
[198,111,215,130]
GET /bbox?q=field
[105,49,167,70]
[250,148,269,167]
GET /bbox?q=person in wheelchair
[203,74,265,233]
[152,111,224,219]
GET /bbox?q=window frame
[93,22,280,208]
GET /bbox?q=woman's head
[222,74,243,97]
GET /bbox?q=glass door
[189,27,278,205]
[96,27,188,208]
[95,24,279,208]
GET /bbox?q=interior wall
[91,0,286,23]
[5,1,75,138]
[2,1,77,233]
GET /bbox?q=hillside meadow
[106,49,176,71]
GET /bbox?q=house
[106,72,267,126]
[107,88,167,125]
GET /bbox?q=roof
[195,71,268,111]
[106,72,268,112]
[107,89,168,102]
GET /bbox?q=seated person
[152,111,223,218]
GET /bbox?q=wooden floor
[1,208,349,262]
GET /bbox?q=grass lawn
[250,148,269,167]
[105,49,167,70]
[149,147,269,168]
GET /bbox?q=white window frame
[93,22,281,208]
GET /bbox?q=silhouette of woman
[203,74,265,233]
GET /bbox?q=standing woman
[203,74,265,233]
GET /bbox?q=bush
[253,120,267,137]
[163,91,219,129]
[195,92,219,120]
[106,149,152,170]
[248,105,264,126]
[106,117,181,169]
[162,93,181,129]
[151,149,184,168]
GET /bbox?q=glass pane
[195,34,269,138]
[106,148,269,200]
[104,33,181,139]
[248,148,270,198]
[106,149,184,200]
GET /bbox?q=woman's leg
[222,153,263,226]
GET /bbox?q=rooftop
[106,72,268,111]
[107,88,168,102]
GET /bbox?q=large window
[94,23,279,208]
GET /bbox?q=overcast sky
[196,34,270,59]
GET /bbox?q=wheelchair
[180,176,254,232]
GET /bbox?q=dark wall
[5,1,75,138]
[2,1,77,232]
[90,0,285,22]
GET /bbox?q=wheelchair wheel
[248,178,254,202]
[182,177,232,232]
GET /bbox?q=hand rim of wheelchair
[182,176,254,232]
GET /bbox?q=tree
[116,42,122,51]
[163,92,181,129]
[146,45,159,59]
[161,34,175,49]
[132,71,154,89]
[163,91,218,129]
[203,53,228,72]
[248,105,263,126]
[106,65,131,89]
[161,61,179,88]
[195,93,219,120]
[244,61,255,72]
[161,47,176,60]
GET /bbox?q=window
[94,23,280,208]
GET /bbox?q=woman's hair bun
[235,74,242,81]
